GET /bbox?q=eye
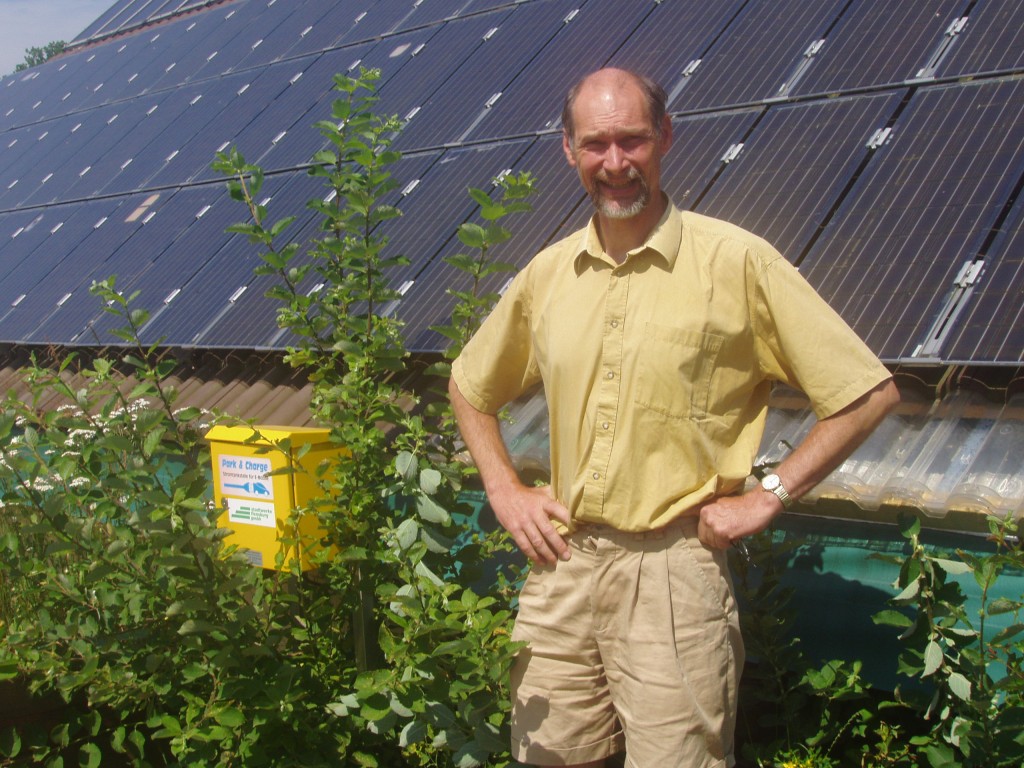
[620,136,649,152]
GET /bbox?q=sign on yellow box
[206,425,342,571]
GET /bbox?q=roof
[0,0,1021,363]
[1,0,1024,526]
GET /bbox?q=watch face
[762,474,781,491]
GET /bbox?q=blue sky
[0,0,114,75]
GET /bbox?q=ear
[659,115,673,156]
[562,131,578,167]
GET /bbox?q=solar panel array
[1,0,1023,365]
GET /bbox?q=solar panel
[391,0,478,33]
[606,0,747,99]
[0,199,125,343]
[935,0,1024,78]
[791,0,967,96]
[379,140,533,291]
[661,109,764,212]
[79,183,247,342]
[223,0,336,72]
[33,187,221,344]
[199,151,442,348]
[71,0,143,43]
[336,0,431,46]
[392,0,576,152]
[942,197,1024,364]
[800,77,1024,362]
[693,93,902,262]
[400,134,587,351]
[372,10,512,140]
[673,0,850,111]
[0,198,136,343]
[463,0,655,142]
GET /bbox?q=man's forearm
[774,378,900,501]
[448,375,572,563]
[448,375,520,495]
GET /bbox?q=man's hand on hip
[697,490,782,550]
[491,483,572,565]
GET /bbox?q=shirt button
[602,422,610,430]
[592,472,600,480]
[610,320,619,328]
[606,371,614,379]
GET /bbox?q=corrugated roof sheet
[498,374,1024,525]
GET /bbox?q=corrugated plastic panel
[792,0,967,96]
[499,386,1024,518]
[800,77,1024,363]
[694,92,903,262]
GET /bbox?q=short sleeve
[755,255,892,419]
[451,269,542,414]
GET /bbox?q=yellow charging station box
[207,425,341,571]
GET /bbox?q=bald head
[562,68,668,148]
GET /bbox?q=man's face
[563,76,671,220]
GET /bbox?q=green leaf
[214,707,245,728]
[419,467,442,495]
[416,494,451,525]
[873,609,913,628]
[453,742,487,768]
[0,727,22,759]
[947,672,972,701]
[457,223,487,249]
[893,579,920,602]
[987,598,1022,616]
[399,720,427,748]
[394,517,419,551]
[78,743,101,768]
[933,557,972,575]
[396,451,418,481]
[178,619,218,635]
[923,640,943,677]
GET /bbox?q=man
[449,68,899,768]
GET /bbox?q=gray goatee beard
[591,167,650,219]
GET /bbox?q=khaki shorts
[510,517,743,768]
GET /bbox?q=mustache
[595,167,642,184]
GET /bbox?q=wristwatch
[760,473,793,509]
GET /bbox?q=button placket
[582,269,628,518]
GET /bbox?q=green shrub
[1,69,535,767]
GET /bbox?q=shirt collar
[573,198,682,273]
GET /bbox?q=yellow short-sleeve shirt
[452,203,892,531]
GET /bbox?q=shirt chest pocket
[633,323,722,420]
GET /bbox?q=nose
[603,142,629,174]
